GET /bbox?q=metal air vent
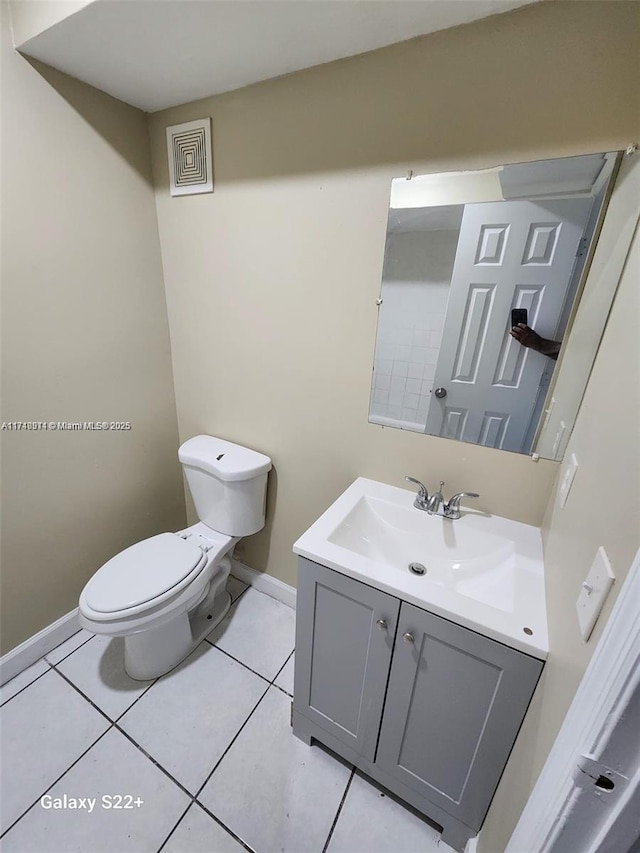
[166,118,213,197]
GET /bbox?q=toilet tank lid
[178,435,272,482]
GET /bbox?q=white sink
[293,478,548,658]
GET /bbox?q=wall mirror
[368,151,622,459]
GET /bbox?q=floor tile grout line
[0,664,53,708]
[48,638,280,725]
[45,630,95,666]
[47,633,289,803]
[321,767,355,853]
[49,669,195,805]
[117,637,293,811]
[202,639,283,687]
[155,801,193,853]
[4,588,292,846]
[193,682,272,800]
[112,723,198,802]
[190,650,295,811]
[196,801,259,853]
[113,677,159,724]
[1,631,97,708]
[134,640,294,802]
[0,727,113,840]
[269,649,294,697]
[272,648,294,681]
[48,666,118,727]
[108,657,282,835]
[50,653,159,728]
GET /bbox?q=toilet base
[123,590,232,681]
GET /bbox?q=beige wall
[0,3,185,654]
[2,0,634,845]
[479,162,640,852]
[147,0,638,585]
[146,1,640,849]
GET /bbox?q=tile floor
[0,579,454,853]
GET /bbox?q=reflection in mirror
[369,152,619,458]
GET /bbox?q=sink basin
[328,494,515,576]
[293,478,547,658]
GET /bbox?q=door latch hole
[595,775,615,790]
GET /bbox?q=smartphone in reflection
[511,308,528,327]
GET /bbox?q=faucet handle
[404,476,429,510]
[405,476,428,495]
[444,492,480,519]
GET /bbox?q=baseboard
[0,564,295,685]
[0,608,80,686]
[230,558,296,610]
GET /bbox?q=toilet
[78,435,271,680]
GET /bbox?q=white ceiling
[386,153,614,231]
[388,205,464,234]
[14,0,537,112]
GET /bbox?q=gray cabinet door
[294,557,400,762]
[375,602,543,830]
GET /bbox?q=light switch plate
[576,546,615,641]
[558,452,579,508]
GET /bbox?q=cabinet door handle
[403,632,415,644]
[376,619,388,631]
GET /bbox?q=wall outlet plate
[558,452,579,508]
[576,546,615,641]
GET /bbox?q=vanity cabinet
[292,557,543,852]
[293,558,400,761]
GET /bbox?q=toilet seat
[83,533,209,616]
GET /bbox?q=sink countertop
[293,478,548,659]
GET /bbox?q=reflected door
[425,198,592,452]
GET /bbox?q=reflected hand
[509,323,561,360]
[510,323,542,349]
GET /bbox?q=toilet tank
[178,435,272,537]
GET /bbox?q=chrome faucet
[426,481,445,515]
[405,476,479,519]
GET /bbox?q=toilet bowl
[78,436,271,680]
